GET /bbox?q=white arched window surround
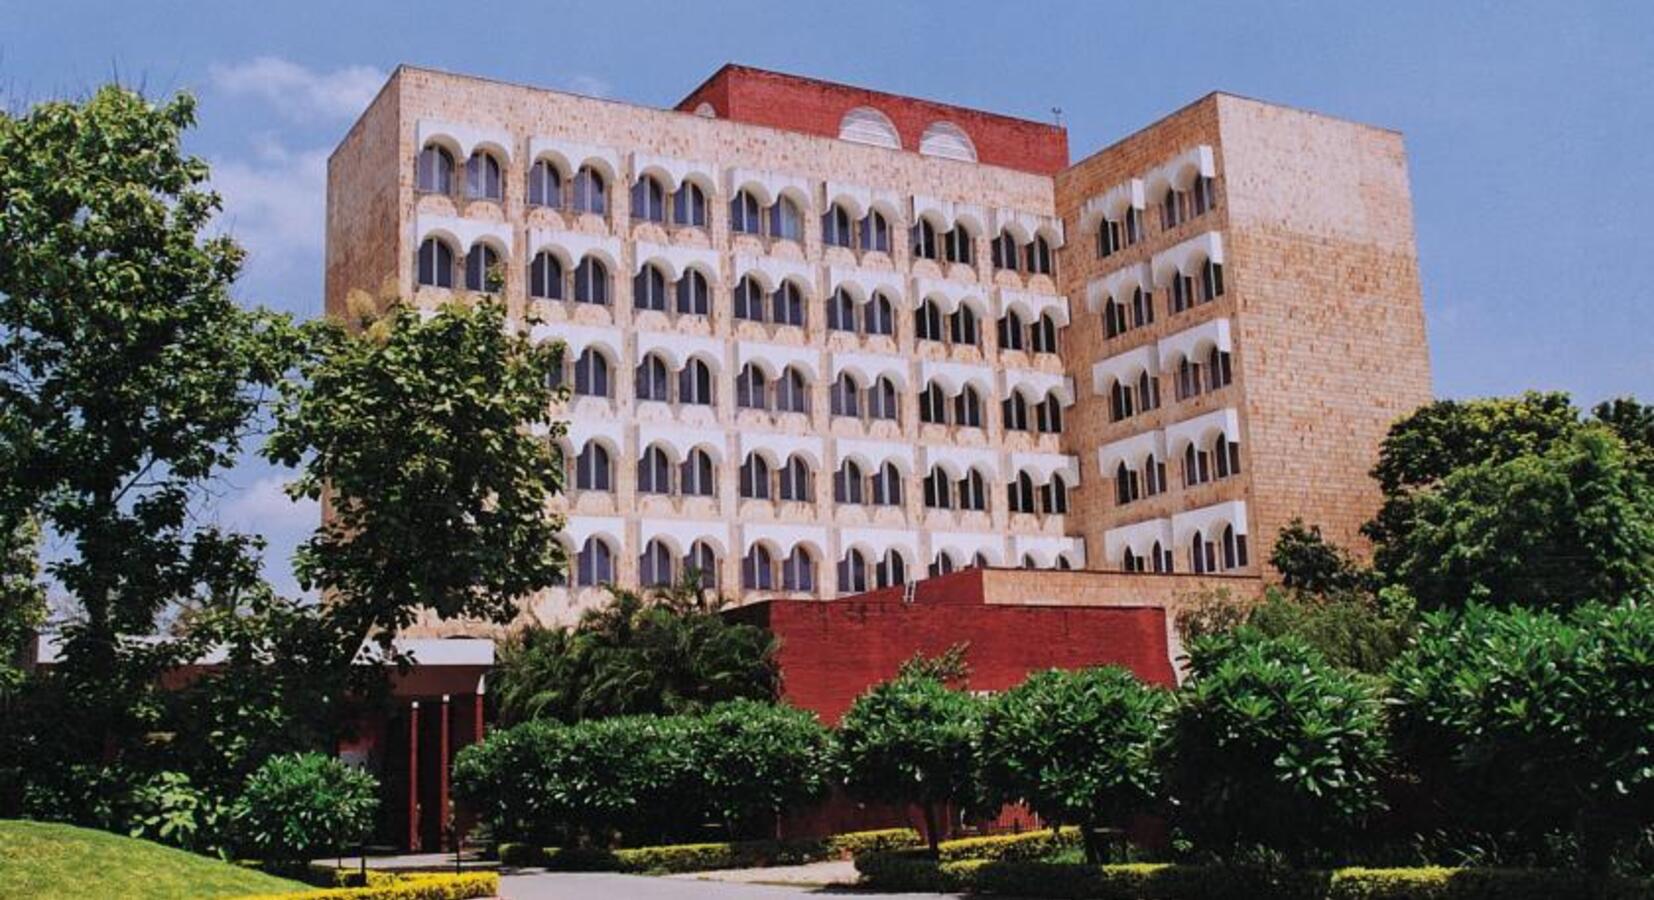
[838,106,901,149]
[918,121,978,163]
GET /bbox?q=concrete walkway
[501,868,959,899]
[666,859,858,886]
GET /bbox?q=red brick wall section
[677,65,1069,176]
[730,568,1177,724]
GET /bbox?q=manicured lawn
[0,819,306,899]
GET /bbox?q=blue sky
[4,1,1651,597]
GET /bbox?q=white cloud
[209,56,386,123]
[210,135,328,273]
[219,474,319,539]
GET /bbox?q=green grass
[0,819,306,899]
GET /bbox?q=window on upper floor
[930,552,956,578]
[1115,462,1140,506]
[870,461,903,506]
[777,367,811,414]
[874,549,907,589]
[733,275,766,322]
[676,270,710,316]
[576,537,614,586]
[778,454,814,502]
[630,175,666,223]
[528,251,563,300]
[771,281,806,327]
[869,376,901,422]
[838,548,869,594]
[637,445,673,495]
[1192,174,1217,217]
[464,245,500,293]
[416,145,454,194]
[782,546,816,591]
[1221,524,1248,570]
[681,449,716,497]
[464,151,502,201]
[730,190,763,235]
[944,224,974,265]
[736,363,769,411]
[672,181,708,227]
[685,539,719,589]
[1036,392,1063,434]
[573,348,611,398]
[1003,391,1030,432]
[416,238,455,289]
[635,353,670,402]
[678,359,715,406]
[572,166,607,214]
[859,210,892,253]
[1026,235,1052,276]
[1109,372,1160,423]
[574,257,609,305]
[739,453,771,501]
[1031,312,1060,354]
[949,305,980,347]
[1162,186,1186,230]
[827,288,857,334]
[823,204,854,249]
[742,544,775,590]
[633,264,668,312]
[953,385,984,429]
[527,160,562,208]
[915,300,943,343]
[833,459,866,505]
[830,373,863,419]
[1007,471,1039,514]
[1041,474,1070,515]
[574,441,612,492]
[1201,260,1225,303]
[911,218,939,261]
[923,466,952,510]
[998,310,1025,352]
[1175,347,1234,400]
[769,196,804,242]
[958,469,987,511]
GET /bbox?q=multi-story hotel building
[326,64,1432,627]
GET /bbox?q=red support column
[437,694,451,851]
[407,701,421,852]
[474,686,485,743]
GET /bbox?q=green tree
[0,86,298,764]
[1389,602,1654,871]
[266,297,565,653]
[493,579,778,724]
[979,667,1170,862]
[1593,396,1654,479]
[231,752,379,868]
[0,516,46,698]
[1162,628,1389,863]
[1269,519,1372,595]
[691,700,831,838]
[835,674,981,853]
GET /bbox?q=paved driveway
[500,868,962,899]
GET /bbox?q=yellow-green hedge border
[233,871,498,900]
[498,827,921,873]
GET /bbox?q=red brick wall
[677,65,1069,176]
[729,568,1176,724]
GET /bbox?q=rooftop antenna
[1051,106,1064,126]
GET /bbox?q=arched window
[1116,462,1138,506]
[915,300,943,342]
[1214,436,1242,480]
[1145,454,1168,497]
[1022,554,1038,570]
[740,454,771,500]
[953,385,983,429]
[1191,532,1215,574]
[867,293,896,336]
[1171,270,1195,313]
[830,373,862,418]
[859,210,891,253]
[923,466,952,510]
[640,538,674,587]
[733,275,765,322]
[769,196,804,242]
[778,454,813,502]
[1056,554,1073,571]
[1098,216,1121,259]
[777,367,811,414]
[730,190,762,234]
[529,251,563,300]
[630,175,665,223]
[464,244,500,292]
[637,445,672,494]
[918,121,977,162]
[949,305,979,346]
[1109,379,1134,422]
[772,281,805,327]
[742,544,775,590]
[465,151,502,201]
[959,469,987,511]
[838,106,900,149]
[919,381,947,424]
[1201,259,1225,302]
[685,540,718,590]
[574,257,608,304]
[573,348,611,397]
[930,552,956,578]
[998,310,1026,352]
[823,204,854,248]
[1208,347,1233,392]
[834,460,865,505]
[1037,392,1064,434]
[527,159,561,207]
[416,238,454,289]
[1222,525,1248,570]
[1003,391,1030,432]
[1133,288,1154,328]
[576,537,614,586]
[991,230,1019,271]
[572,165,606,214]
[633,264,667,311]
[672,181,707,227]
[871,461,903,506]
[681,448,716,497]
[875,549,907,588]
[1123,548,1144,573]
[973,552,990,569]
[678,359,715,406]
[1184,441,1212,487]
[944,224,973,265]
[1152,540,1170,573]
[1193,174,1216,216]
[416,145,453,194]
[869,377,900,421]
[575,441,611,491]
[634,354,669,402]
[1104,298,1128,339]
[1163,187,1183,230]
[838,549,869,594]
[1031,314,1059,354]
[1027,235,1052,275]
[676,269,709,315]
[1043,474,1070,515]
[1009,471,1038,514]
[782,546,816,591]
[736,363,769,410]
[911,218,939,261]
[827,288,857,333]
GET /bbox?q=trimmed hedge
[232,871,498,900]
[853,856,1654,900]
[499,827,922,873]
[937,827,1081,862]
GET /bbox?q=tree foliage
[1389,601,1654,871]
[1162,628,1389,862]
[686,700,831,836]
[835,674,982,852]
[979,667,1170,861]
[1270,519,1373,596]
[230,752,378,867]
[493,579,778,724]
[0,516,46,698]
[266,297,564,649]
[0,85,299,763]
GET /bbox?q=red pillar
[437,694,451,851]
[407,701,421,852]
[474,689,485,743]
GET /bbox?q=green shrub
[231,871,498,900]
[835,673,982,851]
[937,827,1082,862]
[499,829,923,874]
[979,667,1170,861]
[230,752,378,867]
[690,699,831,836]
[1162,628,1389,863]
[496,841,544,867]
[1389,601,1654,871]
[122,769,227,853]
[826,828,923,857]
